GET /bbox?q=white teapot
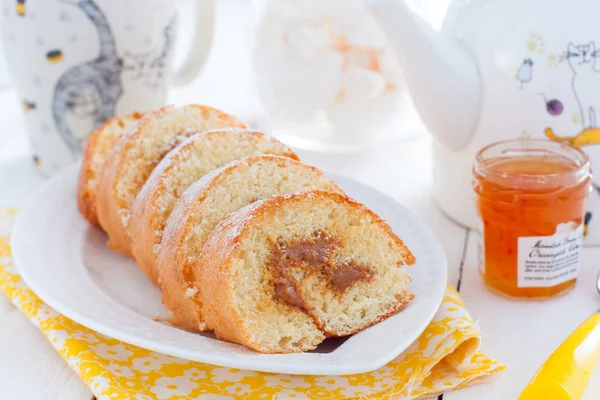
[366,0,600,242]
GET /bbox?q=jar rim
[474,139,591,181]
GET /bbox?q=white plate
[11,164,447,375]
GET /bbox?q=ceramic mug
[1,0,214,176]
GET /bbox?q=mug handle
[172,0,215,86]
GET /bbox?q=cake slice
[77,112,144,227]
[157,156,342,331]
[130,130,298,286]
[96,105,245,255]
[198,191,416,353]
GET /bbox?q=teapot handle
[172,0,215,86]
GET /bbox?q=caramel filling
[268,231,371,310]
[329,263,371,292]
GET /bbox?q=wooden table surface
[1,1,599,399]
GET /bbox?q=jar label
[517,223,583,288]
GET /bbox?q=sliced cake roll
[77,112,144,227]
[96,105,245,256]
[157,156,342,332]
[198,191,416,353]
[130,131,298,286]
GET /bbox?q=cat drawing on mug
[52,0,123,157]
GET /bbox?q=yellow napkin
[0,208,504,399]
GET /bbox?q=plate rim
[11,163,448,375]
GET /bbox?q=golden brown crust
[130,130,298,286]
[198,190,416,353]
[97,106,173,254]
[96,105,246,255]
[155,173,208,331]
[77,112,144,227]
[198,197,268,351]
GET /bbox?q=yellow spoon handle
[520,312,600,400]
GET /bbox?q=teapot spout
[367,0,482,151]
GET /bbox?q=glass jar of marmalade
[473,140,591,299]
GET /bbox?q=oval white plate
[11,164,447,375]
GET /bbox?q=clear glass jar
[252,0,416,152]
[473,140,591,299]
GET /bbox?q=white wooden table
[1,1,599,399]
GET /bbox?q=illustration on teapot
[515,37,600,234]
[516,38,600,184]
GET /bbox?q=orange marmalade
[473,140,591,299]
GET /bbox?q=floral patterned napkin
[0,208,504,399]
